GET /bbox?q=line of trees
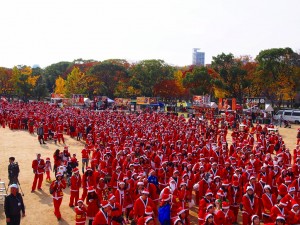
[0,48,299,107]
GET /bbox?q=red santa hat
[142,188,150,195]
[250,175,256,180]
[285,176,292,183]
[276,215,285,221]
[101,200,111,208]
[222,180,230,186]
[216,189,224,196]
[86,167,92,171]
[172,217,181,225]
[77,199,84,203]
[264,185,271,190]
[251,214,259,222]
[206,204,214,211]
[177,207,186,215]
[64,146,68,150]
[204,213,213,221]
[145,206,153,215]
[292,199,299,208]
[87,186,95,193]
[72,168,79,173]
[137,181,144,186]
[108,194,116,201]
[56,172,63,178]
[246,186,254,191]
[46,157,50,161]
[144,216,154,224]
[205,189,213,196]
[222,201,230,209]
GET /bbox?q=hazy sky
[0,0,299,68]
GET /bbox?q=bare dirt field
[0,124,299,225]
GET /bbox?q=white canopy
[210,102,218,109]
[84,98,91,103]
[107,98,114,103]
[265,104,274,112]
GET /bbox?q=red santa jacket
[92,208,111,225]
[70,174,81,192]
[288,209,300,225]
[261,193,277,217]
[270,205,285,222]
[133,196,156,220]
[214,209,235,225]
[242,194,258,216]
[32,158,45,174]
[75,205,87,224]
[50,179,67,199]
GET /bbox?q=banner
[218,98,236,110]
[114,98,131,106]
[243,98,265,110]
[192,95,211,106]
[51,93,64,98]
[72,94,84,105]
[137,97,150,105]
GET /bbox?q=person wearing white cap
[49,172,66,220]
[4,184,25,225]
[274,215,286,225]
[74,199,87,225]
[287,199,300,224]
[93,200,112,225]
[270,200,286,222]
[133,188,156,222]
[250,214,260,225]
[31,153,45,192]
[242,186,258,225]
[262,185,276,223]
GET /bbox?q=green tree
[43,61,72,93]
[183,66,214,96]
[255,48,299,106]
[88,60,129,97]
[211,53,250,103]
[129,60,175,97]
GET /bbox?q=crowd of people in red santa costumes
[1,101,300,225]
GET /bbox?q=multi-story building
[192,48,205,66]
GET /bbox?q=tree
[211,53,250,103]
[183,66,214,97]
[54,76,66,95]
[65,67,87,97]
[129,60,175,97]
[43,61,72,93]
[88,60,129,97]
[0,67,14,98]
[255,48,299,106]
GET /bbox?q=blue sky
[0,0,299,68]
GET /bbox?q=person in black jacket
[4,184,25,225]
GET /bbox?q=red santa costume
[69,168,81,207]
[75,199,87,225]
[31,153,45,192]
[50,172,67,220]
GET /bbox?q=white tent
[84,98,91,104]
[107,98,114,103]
[265,104,274,112]
[210,102,218,109]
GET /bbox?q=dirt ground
[0,124,299,225]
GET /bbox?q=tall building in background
[192,48,205,66]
